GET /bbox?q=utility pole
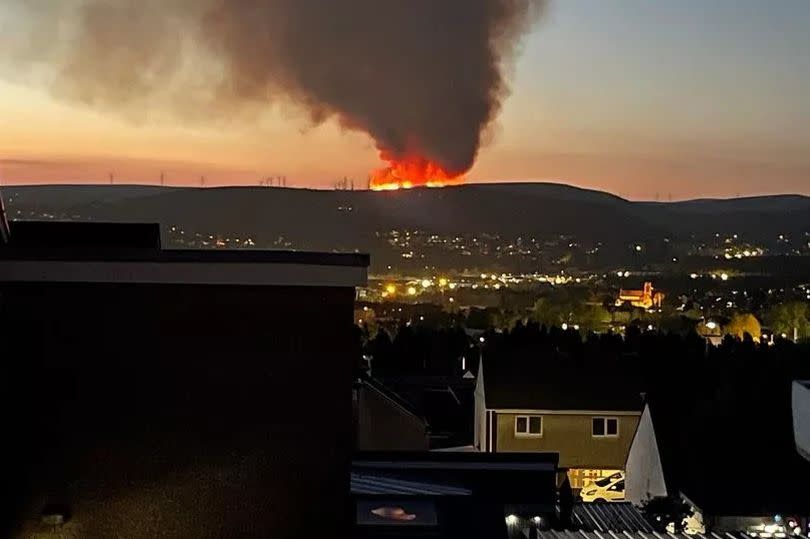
[160,172,165,186]
[109,172,114,185]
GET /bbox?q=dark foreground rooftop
[0,220,369,287]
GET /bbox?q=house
[794,381,810,462]
[625,381,810,535]
[0,219,368,538]
[616,282,664,310]
[474,356,644,490]
[354,375,430,451]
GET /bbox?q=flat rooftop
[0,221,369,287]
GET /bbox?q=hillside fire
[370,156,466,191]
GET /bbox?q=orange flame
[370,155,465,191]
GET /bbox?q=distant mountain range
[3,183,809,270]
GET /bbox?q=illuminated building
[616,281,664,309]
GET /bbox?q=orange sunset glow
[1,2,809,199]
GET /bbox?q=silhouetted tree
[642,496,694,533]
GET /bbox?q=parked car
[580,473,625,502]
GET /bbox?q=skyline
[1,0,809,200]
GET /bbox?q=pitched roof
[539,531,809,539]
[481,356,644,412]
[569,502,654,533]
[356,376,427,425]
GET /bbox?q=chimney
[0,190,10,244]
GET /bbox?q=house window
[515,415,542,437]
[592,417,619,437]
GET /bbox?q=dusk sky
[1,0,808,200]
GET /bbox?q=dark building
[352,451,560,538]
[0,220,368,538]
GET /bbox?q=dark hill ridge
[3,183,809,255]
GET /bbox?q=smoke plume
[2,0,544,179]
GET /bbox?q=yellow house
[474,357,643,490]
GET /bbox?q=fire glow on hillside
[370,155,466,191]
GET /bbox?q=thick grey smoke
[2,0,544,173]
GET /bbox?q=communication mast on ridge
[335,177,353,191]
[160,172,165,186]
[260,175,287,187]
[109,172,114,185]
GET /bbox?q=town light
[407,286,417,296]
[438,278,448,287]
[479,336,485,343]
[505,515,518,526]
[721,273,729,281]
[385,284,397,295]
[421,279,431,288]
[706,321,718,330]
